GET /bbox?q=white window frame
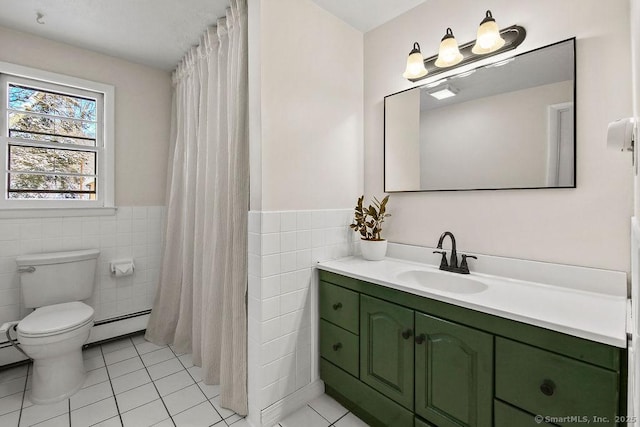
[0,61,114,217]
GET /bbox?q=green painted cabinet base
[322,358,413,427]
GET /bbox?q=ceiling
[0,0,426,72]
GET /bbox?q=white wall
[254,0,363,211]
[247,0,364,424]
[364,0,633,272]
[0,26,172,206]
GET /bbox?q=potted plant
[350,195,391,261]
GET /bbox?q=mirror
[384,38,575,192]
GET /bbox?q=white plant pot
[360,239,388,261]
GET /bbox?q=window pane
[9,112,96,141]
[8,85,97,121]
[9,130,96,147]
[8,192,92,200]
[9,174,96,193]
[9,146,96,175]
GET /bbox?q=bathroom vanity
[316,255,628,427]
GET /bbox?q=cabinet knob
[415,334,426,344]
[332,302,343,310]
[401,329,413,340]
[332,342,342,351]
[540,379,556,396]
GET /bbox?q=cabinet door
[414,313,493,427]
[360,295,415,410]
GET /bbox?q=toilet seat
[18,302,94,338]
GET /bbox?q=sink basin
[396,270,488,294]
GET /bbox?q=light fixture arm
[406,24,526,83]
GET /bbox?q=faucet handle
[460,254,477,273]
[433,250,448,268]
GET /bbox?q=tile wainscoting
[247,209,357,426]
[0,206,165,363]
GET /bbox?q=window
[0,62,114,213]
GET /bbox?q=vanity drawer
[320,281,359,334]
[495,338,619,426]
[494,399,558,427]
[320,319,359,377]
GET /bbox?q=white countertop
[317,256,628,348]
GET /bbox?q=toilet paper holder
[110,259,135,277]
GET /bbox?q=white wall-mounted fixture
[435,28,463,68]
[607,118,636,152]
[403,42,428,80]
[110,259,135,277]
[472,11,506,54]
[428,85,459,100]
[402,10,526,83]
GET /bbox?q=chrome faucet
[433,231,477,274]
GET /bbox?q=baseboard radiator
[0,310,151,367]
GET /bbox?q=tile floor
[0,332,369,427]
[0,333,249,427]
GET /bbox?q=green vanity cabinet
[360,295,415,410]
[318,270,626,427]
[415,313,493,427]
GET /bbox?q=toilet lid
[18,302,94,337]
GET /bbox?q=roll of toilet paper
[110,260,135,277]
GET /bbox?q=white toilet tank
[16,249,100,309]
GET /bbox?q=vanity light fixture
[472,10,506,54]
[402,11,525,82]
[435,28,464,68]
[428,85,458,100]
[402,42,428,80]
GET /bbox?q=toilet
[15,249,100,404]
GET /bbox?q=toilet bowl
[17,301,95,404]
[14,248,100,405]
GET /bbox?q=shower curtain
[145,0,248,415]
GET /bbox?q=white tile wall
[0,206,165,326]
[247,209,356,421]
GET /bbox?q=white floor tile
[151,418,173,427]
[196,381,220,399]
[177,354,193,369]
[0,391,24,415]
[32,413,68,426]
[153,371,194,397]
[140,348,175,367]
[130,334,147,345]
[0,377,26,399]
[93,416,123,427]
[121,399,169,427]
[279,405,330,427]
[308,394,348,423]
[147,358,183,381]
[0,392,24,416]
[225,414,243,425]
[107,358,144,379]
[115,383,159,413]
[172,401,222,427]
[84,355,106,372]
[83,367,109,389]
[228,419,251,427]
[134,340,165,355]
[70,380,113,411]
[82,346,102,360]
[209,395,234,419]
[0,410,20,426]
[19,399,68,426]
[104,347,138,366]
[0,366,28,384]
[162,384,206,416]
[333,412,370,427]
[186,365,202,382]
[70,396,118,426]
[101,339,133,355]
[110,368,151,395]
